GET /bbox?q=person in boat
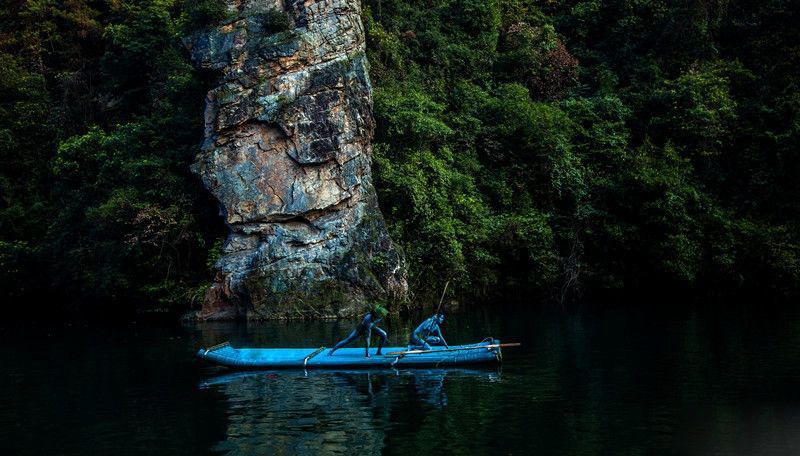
[328,305,389,357]
[409,313,448,350]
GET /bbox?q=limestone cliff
[187,0,407,319]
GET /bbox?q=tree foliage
[365,0,800,300]
[0,0,798,314]
[0,0,223,315]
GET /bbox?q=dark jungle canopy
[1,0,798,315]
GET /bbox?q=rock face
[187,0,407,319]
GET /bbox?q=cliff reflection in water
[199,368,500,454]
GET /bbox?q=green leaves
[1,0,799,313]
[650,62,739,159]
[375,87,453,148]
[49,121,212,307]
[364,0,800,299]
[0,0,224,312]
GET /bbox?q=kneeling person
[409,314,448,350]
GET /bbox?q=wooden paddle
[385,343,521,356]
[435,280,449,315]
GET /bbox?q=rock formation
[186,0,407,319]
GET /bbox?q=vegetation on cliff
[365,0,800,300]
[0,0,798,315]
[0,0,225,314]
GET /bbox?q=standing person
[328,305,389,357]
[409,314,448,350]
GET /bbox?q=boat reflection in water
[199,368,501,454]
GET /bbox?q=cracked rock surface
[187,0,407,319]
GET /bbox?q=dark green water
[3,303,800,455]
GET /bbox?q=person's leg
[374,327,387,355]
[364,330,371,357]
[329,329,359,355]
[426,336,443,346]
[409,334,432,350]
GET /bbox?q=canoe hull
[197,340,502,369]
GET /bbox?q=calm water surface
[2,303,800,455]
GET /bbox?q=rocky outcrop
[186,0,407,319]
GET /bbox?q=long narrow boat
[196,339,504,369]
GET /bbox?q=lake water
[3,302,800,455]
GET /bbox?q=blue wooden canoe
[196,339,503,369]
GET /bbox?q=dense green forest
[1,0,798,315]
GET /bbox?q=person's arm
[413,320,427,339]
[436,326,448,347]
[424,317,435,337]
